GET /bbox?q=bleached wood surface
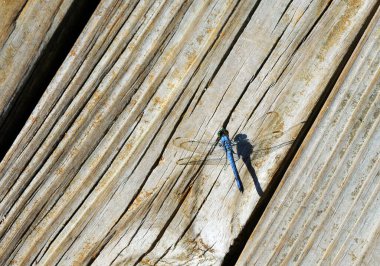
[0,0,75,123]
[0,0,378,265]
[237,7,380,266]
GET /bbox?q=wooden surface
[0,0,74,123]
[0,0,378,265]
[237,7,380,266]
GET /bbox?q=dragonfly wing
[173,137,227,156]
[173,137,215,152]
[176,155,224,166]
[251,140,293,159]
[232,111,284,148]
[244,111,284,139]
[233,121,304,161]
[176,153,239,166]
[232,131,284,158]
[232,130,284,147]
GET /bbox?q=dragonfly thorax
[217,127,229,139]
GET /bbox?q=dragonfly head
[217,127,229,140]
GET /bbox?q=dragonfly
[174,112,299,192]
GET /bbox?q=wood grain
[0,0,75,123]
[237,6,380,266]
[0,0,378,265]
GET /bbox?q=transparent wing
[176,152,240,166]
[174,111,304,166]
[250,140,293,159]
[173,137,226,156]
[173,112,281,153]
[173,137,216,152]
[176,139,292,166]
[233,121,303,161]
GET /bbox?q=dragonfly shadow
[234,133,264,197]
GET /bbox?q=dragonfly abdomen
[220,135,243,192]
[226,150,243,192]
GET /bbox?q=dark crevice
[32,184,110,265]
[208,0,262,87]
[274,58,292,84]
[11,1,28,27]
[209,67,243,127]
[55,216,93,266]
[0,0,101,161]
[241,23,290,126]
[1,0,146,260]
[0,11,118,199]
[1,2,183,256]
[93,0,257,255]
[191,0,262,115]
[1,184,58,265]
[0,85,133,249]
[253,22,290,85]
[188,0,243,115]
[154,245,172,266]
[49,112,144,265]
[86,231,116,265]
[188,80,207,116]
[133,184,192,266]
[223,23,286,128]
[221,1,380,264]
[0,0,117,202]
[81,4,199,262]
[104,64,204,263]
[273,0,294,32]
[172,172,220,250]
[107,28,234,261]
[292,0,333,58]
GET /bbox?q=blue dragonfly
[174,112,297,192]
[215,127,243,191]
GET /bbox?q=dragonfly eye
[217,128,229,138]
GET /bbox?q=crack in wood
[0,0,101,160]
[221,1,380,264]
[1,0,379,264]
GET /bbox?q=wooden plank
[0,0,74,122]
[0,0,27,48]
[237,6,380,266]
[0,0,377,265]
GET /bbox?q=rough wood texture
[0,0,27,48]
[0,0,378,265]
[0,0,74,123]
[237,7,380,266]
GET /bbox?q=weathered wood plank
[0,0,27,48]
[0,0,74,122]
[237,6,380,266]
[0,0,378,265]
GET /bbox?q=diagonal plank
[0,0,378,265]
[0,0,99,158]
[0,0,70,121]
[0,0,27,49]
[237,6,380,266]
